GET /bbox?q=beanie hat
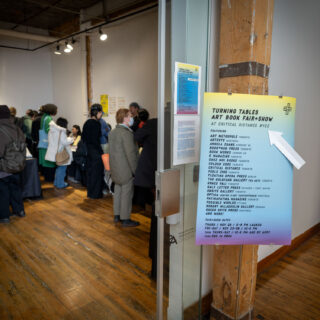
[0,105,10,119]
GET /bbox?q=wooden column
[211,1,274,320]
[86,35,93,111]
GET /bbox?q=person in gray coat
[108,108,139,227]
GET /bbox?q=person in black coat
[134,118,157,202]
[134,118,158,278]
[81,104,104,199]
[31,107,44,159]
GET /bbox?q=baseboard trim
[257,223,320,273]
[187,223,320,318]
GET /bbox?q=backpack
[0,126,26,173]
[74,140,87,171]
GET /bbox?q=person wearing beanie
[0,105,26,223]
[81,103,104,199]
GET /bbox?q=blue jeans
[54,165,67,188]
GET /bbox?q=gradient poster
[196,93,296,245]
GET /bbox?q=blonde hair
[116,108,129,124]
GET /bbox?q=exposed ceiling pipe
[0,29,58,43]
[0,3,158,52]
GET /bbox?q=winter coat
[0,118,25,179]
[82,119,103,158]
[134,118,157,187]
[45,121,74,165]
[108,124,139,185]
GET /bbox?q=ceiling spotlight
[65,40,73,51]
[54,45,61,55]
[64,41,71,53]
[67,38,75,50]
[99,29,108,41]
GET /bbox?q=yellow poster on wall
[100,94,109,115]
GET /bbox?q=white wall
[258,0,320,260]
[91,10,158,129]
[0,45,53,116]
[50,10,158,131]
[51,44,86,128]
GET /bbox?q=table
[21,158,42,199]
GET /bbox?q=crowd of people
[0,101,158,277]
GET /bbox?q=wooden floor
[254,232,320,320]
[1,180,320,320]
[0,181,159,320]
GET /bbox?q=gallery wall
[258,0,320,260]
[50,9,158,130]
[0,43,53,115]
[51,44,85,128]
[91,9,158,129]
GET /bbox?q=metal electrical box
[155,169,180,218]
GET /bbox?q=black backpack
[0,126,26,173]
[74,140,87,171]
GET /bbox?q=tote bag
[56,131,70,166]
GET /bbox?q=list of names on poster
[206,127,272,240]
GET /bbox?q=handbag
[55,131,70,166]
[37,115,49,149]
[101,153,110,171]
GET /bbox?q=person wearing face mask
[129,102,141,132]
[81,104,104,199]
[108,108,139,227]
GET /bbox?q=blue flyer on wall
[174,62,201,115]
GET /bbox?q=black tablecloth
[21,158,42,199]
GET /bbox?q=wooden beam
[218,0,273,95]
[211,1,274,319]
[86,35,92,111]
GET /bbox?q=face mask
[129,117,134,127]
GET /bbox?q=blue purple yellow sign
[196,93,297,245]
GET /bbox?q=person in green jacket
[38,104,58,182]
[108,108,139,227]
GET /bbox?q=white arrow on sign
[268,130,306,170]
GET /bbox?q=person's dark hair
[56,117,68,129]
[26,109,34,117]
[72,125,81,136]
[138,108,149,122]
[129,102,140,110]
[0,105,11,119]
[32,110,39,118]
[42,103,58,115]
[90,103,103,118]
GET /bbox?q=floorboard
[254,233,320,320]
[1,180,319,320]
[0,181,159,320]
